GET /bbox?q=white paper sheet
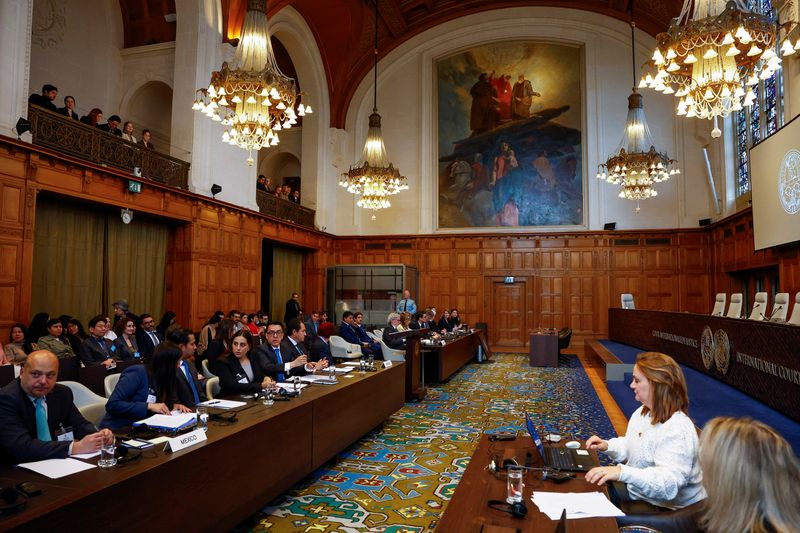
[134,412,197,430]
[197,399,247,409]
[18,457,96,479]
[531,491,625,520]
[275,382,307,392]
[299,375,338,384]
[341,362,360,366]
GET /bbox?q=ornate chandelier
[597,12,680,211]
[638,0,793,138]
[192,0,311,165]
[339,0,407,215]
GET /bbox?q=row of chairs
[711,292,800,324]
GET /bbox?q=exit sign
[128,180,142,193]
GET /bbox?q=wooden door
[490,280,526,347]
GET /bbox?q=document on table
[341,362,360,366]
[275,382,307,392]
[18,458,96,479]
[197,399,247,409]
[70,451,101,459]
[531,491,625,520]
[328,367,352,374]
[135,412,197,430]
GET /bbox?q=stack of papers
[134,412,197,431]
[300,375,338,385]
[531,491,625,520]
[198,399,247,409]
[275,382,307,392]
[18,458,96,479]
[328,367,352,374]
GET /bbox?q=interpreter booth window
[326,265,419,327]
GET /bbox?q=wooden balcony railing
[256,190,316,229]
[27,105,190,189]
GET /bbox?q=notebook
[525,412,596,472]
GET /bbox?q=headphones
[488,499,527,518]
[0,487,28,515]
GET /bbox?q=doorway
[489,278,527,347]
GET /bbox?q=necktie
[182,361,200,405]
[274,348,285,382]
[401,299,407,311]
[150,332,159,346]
[96,337,107,356]
[35,398,51,441]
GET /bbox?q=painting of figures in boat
[437,41,584,229]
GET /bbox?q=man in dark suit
[339,312,380,358]
[168,328,206,408]
[284,292,301,324]
[382,313,406,350]
[136,314,163,360]
[57,95,79,120]
[97,114,123,136]
[254,321,321,381]
[138,129,155,150]
[0,350,113,463]
[309,322,335,365]
[304,310,320,338]
[28,84,58,112]
[79,315,116,367]
[353,312,382,358]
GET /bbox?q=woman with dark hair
[437,309,453,332]
[100,342,191,430]
[156,311,177,338]
[450,309,461,328]
[36,318,75,359]
[111,317,140,360]
[203,318,235,366]
[246,313,260,336]
[585,352,705,515]
[28,312,50,346]
[3,323,37,364]
[80,108,103,127]
[213,330,273,397]
[198,313,222,357]
[66,318,87,355]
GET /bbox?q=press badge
[237,374,248,384]
[55,425,75,442]
[146,387,157,404]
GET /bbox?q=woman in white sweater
[584,352,706,512]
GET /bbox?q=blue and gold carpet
[254,353,614,532]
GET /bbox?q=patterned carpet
[253,353,615,532]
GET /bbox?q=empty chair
[329,335,363,360]
[205,376,220,399]
[748,292,769,320]
[621,293,635,310]
[366,331,380,342]
[104,373,121,398]
[711,293,726,316]
[788,292,800,326]
[557,327,573,356]
[726,293,743,318]
[61,380,108,426]
[201,358,216,379]
[770,293,789,321]
[380,338,405,362]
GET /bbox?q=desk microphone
[769,306,782,321]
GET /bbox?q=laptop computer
[525,412,596,472]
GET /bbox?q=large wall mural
[437,41,584,229]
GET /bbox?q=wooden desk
[609,308,800,421]
[422,331,481,382]
[529,333,558,367]
[0,363,405,532]
[436,435,617,533]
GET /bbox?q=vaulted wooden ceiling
[120,0,683,128]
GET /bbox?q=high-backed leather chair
[748,292,768,320]
[710,293,726,316]
[726,293,743,318]
[788,292,800,326]
[770,292,789,321]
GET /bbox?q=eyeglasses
[266,331,283,336]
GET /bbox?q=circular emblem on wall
[713,329,731,374]
[778,149,800,215]
[700,326,715,370]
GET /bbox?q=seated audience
[339,311,381,358]
[66,318,87,355]
[36,318,75,359]
[280,320,327,373]
[104,316,118,341]
[0,350,113,463]
[585,352,705,515]
[305,310,321,338]
[438,309,453,332]
[136,314,163,360]
[101,342,192,430]
[80,108,103,127]
[98,114,122,136]
[121,121,137,143]
[4,323,37,364]
[398,312,412,332]
[111,317,140,360]
[254,321,317,382]
[229,309,244,333]
[203,318,235,367]
[213,330,273,397]
[197,312,223,358]
[28,312,50,344]
[111,298,139,330]
[699,416,800,533]
[309,322,334,365]
[290,190,301,204]
[28,84,58,112]
[353,312,382,358]
[78,315,115,368]
[58,95,79,120]
[139,129,155,150]
[256,174,269,192]
[450,308,461,328]
[168,328,206,409]
[156,311,176,338]
[382,313,406,350]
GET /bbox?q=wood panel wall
[2,136,798,347]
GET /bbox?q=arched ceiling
[122,0,683,128]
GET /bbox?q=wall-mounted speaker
[604,222,616,230]
[699,218,712,227]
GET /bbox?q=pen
[207,400,221,405]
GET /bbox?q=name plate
[164,429,207,453]
[383,360,393,368]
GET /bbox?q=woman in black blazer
[213,330,273,397]
[111,317,141,360]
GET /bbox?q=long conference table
[0,362,405,532]
[609,308,800,421]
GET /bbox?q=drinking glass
[98,440,117,469]
[506,465,524,503]
[196,405,208,432]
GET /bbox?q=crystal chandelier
[339,0,407,215]
[192,0,311,165]
[639,0,793,138]
[597,10,680,211]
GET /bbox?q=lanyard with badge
[55,423,75,442]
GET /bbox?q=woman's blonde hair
[635,352,689,424]
[699,416,800,533]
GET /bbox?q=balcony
[27,105,190,189]
[256,190,316,229]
